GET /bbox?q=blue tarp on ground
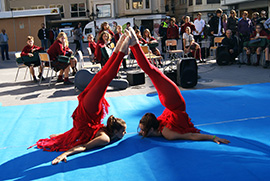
[0,83,270,181]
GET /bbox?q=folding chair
[38,52,55,86]
[141,45,163,66]
[77,50,101,73]
[14,52,30,82]
[165,39,184,70]
[210,37,225,59]
[86,47,94,62]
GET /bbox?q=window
[196,0,202,4]
[132,0,143,9]
[49,4,64,18]
[96,4,111,18]
[11,7,25,11]
[126,0,130,10]
[146,0,150,8]
[207,0,220,3]
[189,0,193,6]
[70,3,86,17]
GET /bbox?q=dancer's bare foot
[49,134,60,138]
[119,30,130,55]
[128,27,139,46]
[114,33,126,53]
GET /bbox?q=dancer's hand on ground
[114,33,126,53]
[52,154,67,165]
[128,27,139,47]
[213,136,230,144]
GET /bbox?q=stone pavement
[0,43,269,106]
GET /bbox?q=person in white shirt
[193,13,205,43]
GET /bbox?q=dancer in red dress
[128,27,230,144]
[29,32,130,165]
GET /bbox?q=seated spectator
[221,29,239,63]
[245,24,269,66]
[94,31,114,66]
[21,36,44,82]
[47,32,75,85]
[87,34,96,55]
[114,25,123,44]
[183,27,201,61]
[143,29,161,56]
[135,29,147,45]
[263,43,270,68]
[143,28,162,66]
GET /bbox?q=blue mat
[0,83,270,181]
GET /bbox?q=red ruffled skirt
[158,108,200,134]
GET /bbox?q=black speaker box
[177,58,198,88]
[127,71,145,86]
[216,46,230,65]
[164,70,177,84]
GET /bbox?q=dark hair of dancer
[138,113,159,137]
[107,115,126,138]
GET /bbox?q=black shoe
[38,74,45,81]
[263,61,270,68]
[33,76,38,83]
[7,58,10,60]
[57,78,64,82]
[72,71,76,76]
[64,80,74,85]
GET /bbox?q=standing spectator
[251,12,259,28]
[221,29,239,63]
[209,8,224,37]
[222,14,228,33]
[21,36,44,82]
[257,10,268,31]
[167,17,179,50]
[112,21,118,34]
[98,22,115,40]
[238,11,253,52]
[227,10,238,36]
[167,17,179,39]
[48,27,55,46]
[180,16,196,35]
[126,22,131,30]
[139,24,145,36]
[245,24,268,66]
[114,25,123,44]
[264,17,270,34]
[73,22,83,53]
[193,13,205,43]
[87,34,96,56]
[55,27,60,39]
[38,23,49,50]
[0,29,9,60]
[159,17,169,53]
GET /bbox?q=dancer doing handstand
[128,27,230,144]
[29,32,131,165]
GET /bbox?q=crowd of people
[158,9,270,67]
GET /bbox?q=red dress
[29,51,126,152]
[130,44,200,134]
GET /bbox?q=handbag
[148,42,159,48]
[21,52,40,63]
[57,55,70,63]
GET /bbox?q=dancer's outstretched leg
[82,35,130,114]
[79,33,127,98]
[128,27,185,111]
